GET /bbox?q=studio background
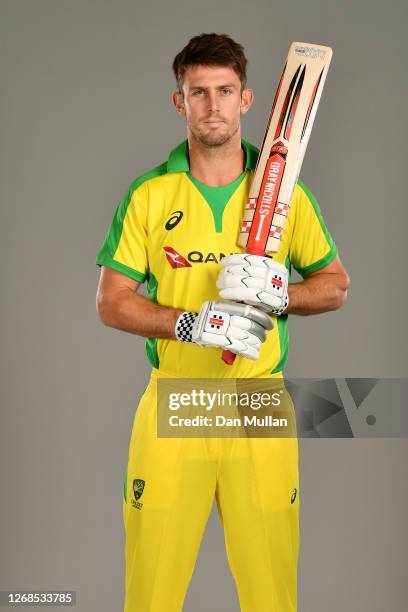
[1,0,407,610]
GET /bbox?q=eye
[192,89,204,96]
[221,88,233,95]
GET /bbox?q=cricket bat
[222,41,333,365]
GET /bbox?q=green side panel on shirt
[96,162,168,279]
[271,255,291,375]
[124,473,127,502]
[145,272,160,368]
[187,171,247,232]
[295,179,338,277]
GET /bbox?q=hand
[174,300,273,361]
[217,253,289,315]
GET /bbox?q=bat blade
[222,42,333,365]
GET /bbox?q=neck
[187,130,245,187]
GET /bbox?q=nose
[207,90,220,112]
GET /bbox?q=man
[96,33,349,612]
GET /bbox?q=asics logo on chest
[165,210,184,230]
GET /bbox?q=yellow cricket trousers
[123,369,299,612]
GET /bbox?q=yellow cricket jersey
[96,139,338,378]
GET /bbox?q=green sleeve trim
[294,179,338,278]
[123,473,127,502]
[295,242,338,277]
[96,256,146,283]
[145,271,160,369]
[95,161,168,280]
[271,255,291,374]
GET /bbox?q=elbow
[96,290,114,327]
[332,272,350,311]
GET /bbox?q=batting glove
[174,300,273,361]
[216,253,289,316]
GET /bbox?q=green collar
[167,138,259,173]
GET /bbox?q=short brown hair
[172,33,248,91]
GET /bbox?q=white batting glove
[174,300,273,361]
[216,253,289,316]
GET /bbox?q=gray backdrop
[1,0,407,610]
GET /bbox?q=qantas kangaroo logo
[163,246,192,269]
[163,247,251,268]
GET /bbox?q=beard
[191,119,240,147]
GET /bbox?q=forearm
[97,288,184,338]
[286,273,349,315]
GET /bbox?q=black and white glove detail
[217,253,289,316]
[175,300,273,361]
[175,311,198,343]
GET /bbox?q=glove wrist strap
[175,311,198,343]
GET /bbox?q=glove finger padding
[217,253,289,316]
[219,254,264,267]
[217,264,268,279]
[200,330,261,349]
[217,269,265,290]
[228,315,267,342]
[220,288,284,309]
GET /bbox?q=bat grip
[222,348,236,365]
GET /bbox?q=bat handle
[222,349,236,365]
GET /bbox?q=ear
[172,90,186,116]
[240,88,254,115]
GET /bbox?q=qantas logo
[163,247,237,268]
[163,246,192,268]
